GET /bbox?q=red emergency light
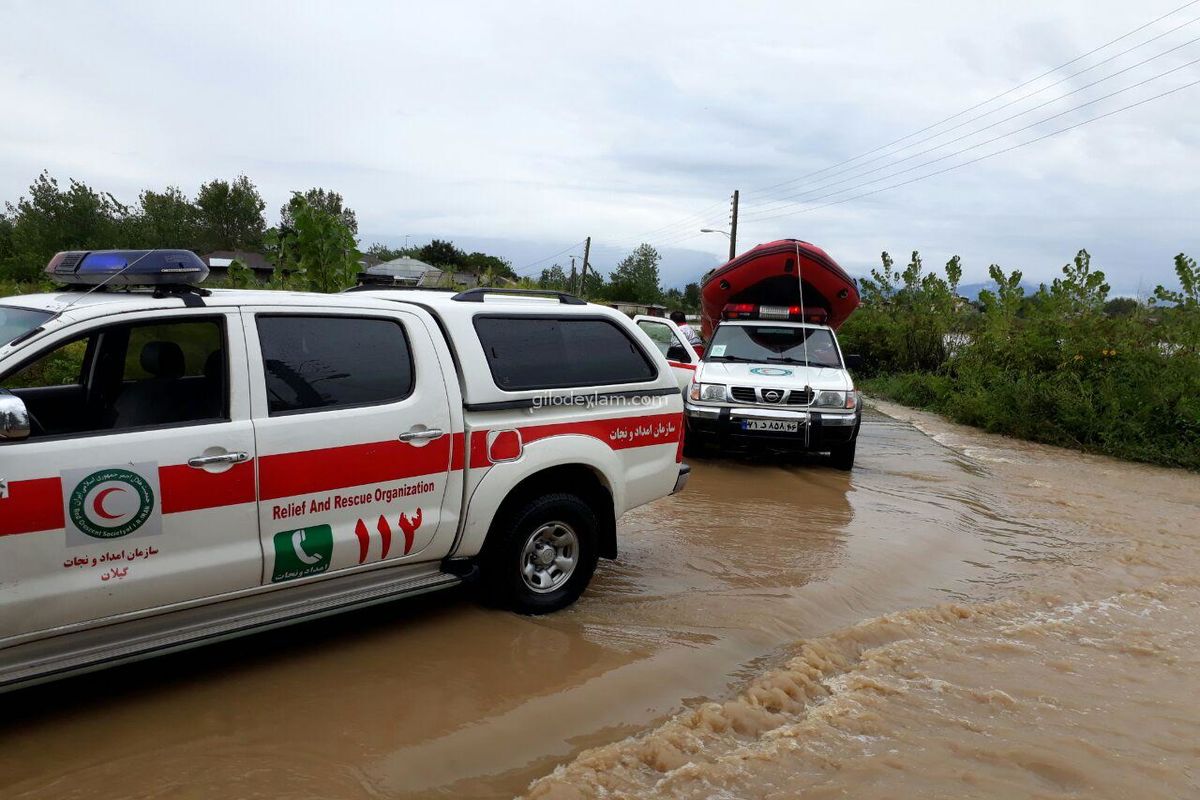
[720,303,830,325]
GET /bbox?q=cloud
[0,0,1197,293]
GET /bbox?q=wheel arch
[481,464,618,560]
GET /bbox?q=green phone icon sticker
[271,525,334,583]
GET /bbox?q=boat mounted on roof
[699,239,860,340]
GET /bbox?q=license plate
[741,419,799,432]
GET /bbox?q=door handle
[187,451,250,468]
[398,428,444,442]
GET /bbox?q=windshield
[0,306,51,346]
[707,324,842,368]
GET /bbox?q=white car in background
[636,305,861,469]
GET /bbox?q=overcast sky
[2,0,1199,293]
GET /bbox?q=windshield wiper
[708,355,756,362]
[766,356,840,367]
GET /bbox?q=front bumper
[685,402,858,451]
[672,463,691,494]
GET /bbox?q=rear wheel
[482,493,599,614]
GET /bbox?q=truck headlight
[689,383,727,402]
[814,390,847,407]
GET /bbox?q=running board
[1,567,462,692]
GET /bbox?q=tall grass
[839,251,1200,470]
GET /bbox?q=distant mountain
[956,280,1042,301]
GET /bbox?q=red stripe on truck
[160,461,257,514]
[1,464,258,538]
[0,477,64,536]
[520,412,684,450]
[0,412,682,536]
[258,435,453,501]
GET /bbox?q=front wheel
[827,424,859,471]
[481,493,599,614]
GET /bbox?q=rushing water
[3,403,1198,799]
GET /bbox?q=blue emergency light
[45,249,209,287]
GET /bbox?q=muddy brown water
[3,403,1199,799]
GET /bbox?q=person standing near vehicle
[670,311,703,347]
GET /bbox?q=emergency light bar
[721,303,829,324]
[46,249,209,287]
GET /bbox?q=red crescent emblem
[92,487,127,520]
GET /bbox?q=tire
[828,422,860,471]
[683,429,708,457]
[481,493,599,614]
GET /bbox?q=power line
[744,13,1200,211]
[605,198,731,253]
[610,2,1200,262]
[748,0,1200,198]
[743,37,1200,219]
[744,75,1200,225]
[515,239,587,275]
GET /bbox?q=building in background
[608,300,667,318]
[356,256,479,289]
[202,251,274,282]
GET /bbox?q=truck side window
[0,317,228,439]
[636,319,675,357]
[474,316,657,390]
[257,315,414,415]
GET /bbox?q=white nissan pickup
[634,304,861,469]
[0,250,687,690]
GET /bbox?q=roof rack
[343,283,457,294]
[450,287,586,305]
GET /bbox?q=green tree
[135,186,200,249]
[195,175,266,252]
[280,188,357,235]
[416,239,467,270]
[538,263,569,289]
[682,281,701,311]
[579,266,606,299]
[3,172,124,280]
[608,243,663,303]
[1152,253,1200,354]
[291,197,360,293]
[366,243,408,262]
[1103,297,1140,317]
[1049,248,1109,314]
[464,251,516,280]
[0,213,15,271]
[858,250,900,305]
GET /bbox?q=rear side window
[474,316,657,390]
[257,315,414,415]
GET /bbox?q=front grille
[786,388,813,405]
[759,387,787,404]
[730,386,757,403]
[730,386,811,405]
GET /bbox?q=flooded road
[4,404,1199,799]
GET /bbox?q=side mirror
[0,390,30,440]
[844,354,863,370]
[665,344,690,363]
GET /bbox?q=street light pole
[729,189,738,261]
[700,189,739,261]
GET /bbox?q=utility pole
[729,190,739,261]
[569,256,577,291]
[578,236,591,296]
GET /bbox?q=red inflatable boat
[699,239,859,339]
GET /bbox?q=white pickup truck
[633,305,861,469]
[0,250,688,690]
